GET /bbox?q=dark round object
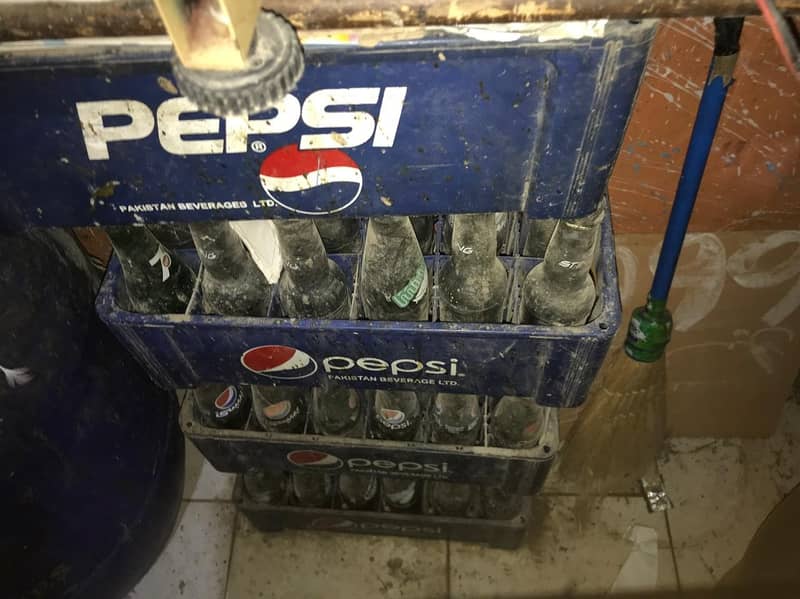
[0,230,184,599]
[172,10,304,116]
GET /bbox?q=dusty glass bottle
[371,389,422,442]
[520,207,603,325]
[106,225,196,314]
[430,393,482,446]
[428,481,475,517]
[292,471,335,507]
[428,393,482,517]
[484,396,546,519]
[262,219,349,437]
[313,385,363,437]
[273,219,350,319]
[193,383,252,430]
[189,220,271,317]
[360,216,430,321]
[251,386,307,434]
[149,222,195,250]
[522,218,557,258]
[381,478,420,512]
[244,469,288,505]
[410,215,436,254]
[189,220,270,429]
[310,385,377,509]
[439,213,508,323]
[444,212,509,255]
[371,388,422,512]
[491,396,545,449]
[314,217,362,254]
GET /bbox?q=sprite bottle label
[390,264,428,308]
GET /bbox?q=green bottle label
[390,264,427,308]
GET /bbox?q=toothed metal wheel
[172,10,304,117]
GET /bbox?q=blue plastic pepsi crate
[183,391,558,495]
[95,204,620,407]
[0,20,654,231]
[236,476,533,550]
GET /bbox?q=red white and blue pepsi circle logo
[379,408,407,425]
[241,345,318,380]
[214,386,238,410]
[263,400,292,421]
[286,450,343,470]
[259,145,363,215]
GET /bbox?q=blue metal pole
[648,61,735,302]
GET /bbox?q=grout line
[663,510,682,592]
[221,509,239,599]
[538,491,644,498]
[445,538,452,599]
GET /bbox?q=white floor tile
[183,439,237,501]
[449,495,676,597]
[660,437,783,588]
[661,399,800,588]
[225,513,448,599]
[128,501,236,599]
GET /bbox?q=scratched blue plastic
[0,21,654,231]
[96,208,620,408]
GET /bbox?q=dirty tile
[543,456,660,496]
[226,513,448,599]
[183,438,237,501]
[128,501,236,599]
[449,495,676,597]
[742,399,800,495]
[659,400,800,590]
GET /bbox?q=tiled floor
[128,397,800,598]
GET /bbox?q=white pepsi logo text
[76,87,407,161]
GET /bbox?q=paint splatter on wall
[610,17,800,234]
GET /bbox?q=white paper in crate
[229,220,282,284]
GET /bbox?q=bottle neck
[542,211,602,286]
[369,216,414,239]
[450,213,497,273]
[273,219,329,282]
[189,221,249,278]
[106,225,166,284]
[106,225,160,258]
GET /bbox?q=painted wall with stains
[609,17,799,234]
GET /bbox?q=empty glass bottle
[430,393,482,445]
[313,385,363,437]
[360,216,430,321]
[292,471,335,507]
[273,219,350,319]
[491,396,545,450]
[438,213,508,323]
[410,215,436,254]
[429,481,475,517]
[314,217,362,254]
[106,225,196,314]
[520,207,603,326]
[522,217,557,258]
[371,389,422,442]
[244,469,288,505]
[189,220,270,317]
[251,386,307,434]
